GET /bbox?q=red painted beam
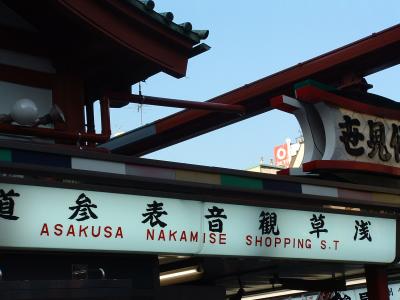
[107,92,246,114]
[295,85,400,120]
[103,24,400,155]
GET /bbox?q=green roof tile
[123,0,209,44]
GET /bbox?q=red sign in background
[274,143,290,168]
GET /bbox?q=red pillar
[365,265,388,300]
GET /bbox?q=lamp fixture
[243,289,306,300]
[35,104,66,126]
[159,266,203,286]
[346,278,366,287]
[10,98,39,126]
[160,266,201,281]
[0,99,66,127]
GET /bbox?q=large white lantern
[11,98,39,126]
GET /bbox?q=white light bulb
[11,98,39,126]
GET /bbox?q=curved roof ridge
[122,0,209,44]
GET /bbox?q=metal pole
[107,92,246,114]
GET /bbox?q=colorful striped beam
[0,147,398,208]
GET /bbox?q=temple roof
[3,0,210,98]
[123,0,209,44]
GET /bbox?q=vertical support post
[53,70,86,142]
[85,101,96,147]
[100,96,111,138]
[365,265,388,300]
[86,101,95,134]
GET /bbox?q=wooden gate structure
[0,1,399,300]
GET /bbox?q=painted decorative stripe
[263,179,302,193]
[71,157,125,174]
[12,149,70,168]
[126,164,175,180]
[277,168,308,176]
[302,184,338,198]
[372,193,400,205]
[338,189,374,202]
[0,148,12,162]
[221,175,263,190]
[175,170,220,185]
[293,79,336,92]
[2,147,399,205]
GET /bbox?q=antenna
[138,82,143,125]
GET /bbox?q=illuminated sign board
[0,183,396,263]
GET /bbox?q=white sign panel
[315,104,400,168]
[0,183,396,263]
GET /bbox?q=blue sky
[108,1,400,170]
